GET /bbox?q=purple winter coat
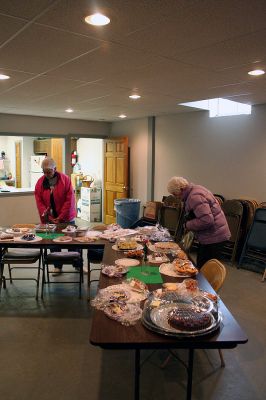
[181,184,231,245]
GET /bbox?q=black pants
[197,241,226,269]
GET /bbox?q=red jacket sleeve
[57,176,75,222]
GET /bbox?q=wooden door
[104,137,129,224]
[15,141,21,188]
[51,138,63,172]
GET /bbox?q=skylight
[180,98,251,118]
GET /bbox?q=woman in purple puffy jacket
[167,177,231,268]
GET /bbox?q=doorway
[72,138,104,225]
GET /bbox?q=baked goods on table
[127,278,148,293]
[154,241,180,251]
[124,249,144,258]
[0,232,14,241]
[167,308,212,331]
[175,249,188,260]
[116,237,138,250]
[173,260,198,276]
[101,264,128,277]
[12,224,36,229]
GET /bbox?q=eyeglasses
[43,167,55,174]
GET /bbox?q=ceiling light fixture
[119,114,127,119]
[248,69,265,76]
[129,94,141,100]
[0,74,10,80]
[65,108,73,113]
[85,13,110,26]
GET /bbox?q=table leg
[187,349,194,400]
[134,349,140,400]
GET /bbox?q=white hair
[41,157,56,169]
[167,176,189,195]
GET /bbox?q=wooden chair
[201,258,227,366]
[42,249,83,298]
[0,248,42,299]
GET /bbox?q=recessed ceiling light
[65,108,73,113]
[248,69,265,76]
[0,74,10,80]
[129,94,141,100]
[119,114,127,119]
[85,13,110,26]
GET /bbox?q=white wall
[111,118,149,205]
[155,104,266,202]
[77,138,103,186]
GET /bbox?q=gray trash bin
[114,198,141,228]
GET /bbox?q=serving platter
[112,244,143,252]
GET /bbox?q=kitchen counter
[0,187,34,195]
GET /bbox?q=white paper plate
[159,263,192,278]
[115,258,140,267]
[86,230,102,237]
[112,244,143,251]
[15,235,43,243]
[53,236,72,243]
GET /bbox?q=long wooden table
[90,243,248,400]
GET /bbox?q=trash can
[114,198,141,228]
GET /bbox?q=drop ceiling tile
[0,24,101,74]
[120,0,266,59]
[0,69,36,94]
[36,0,195,42]
[48,42,162,82]
[0,14,27,46]
[178,29,266,71]
[0,0,55,20]
[0,75,84,101]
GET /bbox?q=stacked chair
[158,197,184,240]
[221,200,243,263]
[239,208,266,279]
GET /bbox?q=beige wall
[111,118,149,205]
[0,113,110,136]
[0,194,39,226]
[155,104,266,202]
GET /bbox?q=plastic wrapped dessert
[116,237,138,250]
[141,290,221,337]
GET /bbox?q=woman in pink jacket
[35,157,81,274]
[167,177,230,268]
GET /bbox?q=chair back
[200,259,226,292]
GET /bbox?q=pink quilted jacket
[182,184,231,244]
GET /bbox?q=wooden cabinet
[33,139,50,154]
[33,138,64,172]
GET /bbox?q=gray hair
[167,176,189,195]
[41,157,56,169]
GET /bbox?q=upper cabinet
[33,138,64,172]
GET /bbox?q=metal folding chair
[42,249,84,298]
[0,248,43,299]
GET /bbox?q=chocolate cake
[167,308,212,331]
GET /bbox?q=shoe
[52,268,62,276]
